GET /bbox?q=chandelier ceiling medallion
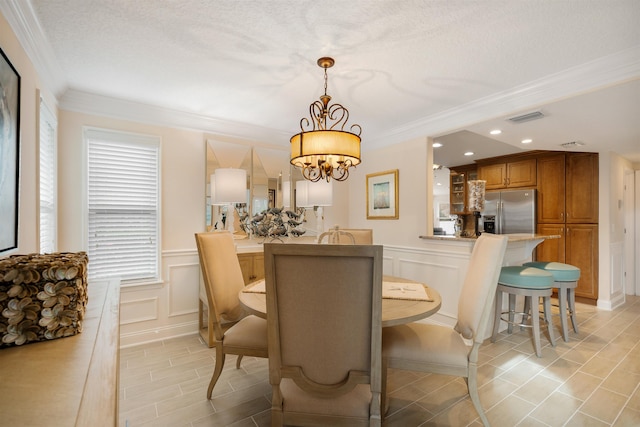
[290,57,362,182]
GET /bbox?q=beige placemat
[242,280,266,293]
[383,281,432,301]
[242,279,432,301]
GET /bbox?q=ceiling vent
[507,111,545,123]
[560,141,586,148]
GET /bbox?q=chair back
[454,234,508,345]
[265,243,383,424]
[195,232,246,335]
[317,226,373,244]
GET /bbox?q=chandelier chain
[324,66,328,97]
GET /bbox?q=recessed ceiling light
[521,138,533,144]
[433,142,443,148]
[436,182,442,186]
[464,151,474,156]
[490,129,502,135]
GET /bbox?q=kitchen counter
[418,233,561,266]
[420,233,561,242]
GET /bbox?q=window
[85,128,160,283]
[39,98,57,253]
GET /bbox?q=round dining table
[238,275,442,327]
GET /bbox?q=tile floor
[119,295,640,426]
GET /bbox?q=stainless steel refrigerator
[481,188,536,234]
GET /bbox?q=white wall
[598,151,636,310]
[0,12,56,255]
[348,137,430,245]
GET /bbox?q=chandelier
[290,57,362,182]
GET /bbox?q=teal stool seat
[492,266,556,357]
[523,262,580,282]
[524,261,581,342]
[499,266,554,288]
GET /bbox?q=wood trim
[76,279,121,426]
[0,279,121,426]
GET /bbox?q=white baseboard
[119,321,199,348]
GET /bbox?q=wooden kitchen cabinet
[537,154,566,223]
[449,165,478,214]
[237,252,264,285]
[537,152,598,224]
[536,224,598,300]
[478,158,536,190]
[450,172,467,214]
[536,151,599,302]
[566,152,599,223]
[566,224,599,299]
[536,223,566,263]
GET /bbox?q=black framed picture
[0,47,20,253]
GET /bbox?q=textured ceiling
[17,0,640,164]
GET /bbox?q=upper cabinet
[565,152,599,224]
[536,154,566,223]
[478,158,537,190]
[449,165,477,215]
[537,152,598,224]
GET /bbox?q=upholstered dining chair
[265,243,383,427]
[381,233,508,426]
[317,226,373,244]
[194,231,268,399]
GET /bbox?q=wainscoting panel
[602,241,626,311]
[167,261,201,317]
[384,244,472,327]
[119,249,200,347]
[120,297,158,325]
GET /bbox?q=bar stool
[524,261,581,342]
[491,266,556,357]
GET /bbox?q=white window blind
[86,128,160,283]
[39,99,57,254]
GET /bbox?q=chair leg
[467,364,490,427]
[235,354,244,369]
[381,358,389,417]
[568,287,579,333]
[507,293,516,334]
[522,296,531,331]
[271,386,284,427]
[558,285,570,342]
[531,297,542,357]
[491,290,503,342]
[543,295,556,347]
[207,346,226,399]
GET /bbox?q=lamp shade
[213,168,246,204]
[290,130,361,170]
[282,181,290,208]
[307,180,333,206]
[296,180,311,207]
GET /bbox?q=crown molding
[367,46,640,151]
[60,89,291,144]
[0,0,67,98]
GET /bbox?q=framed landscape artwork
[366,169,399,220]
[0,47,20,253]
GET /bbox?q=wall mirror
[206,139,292,235]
